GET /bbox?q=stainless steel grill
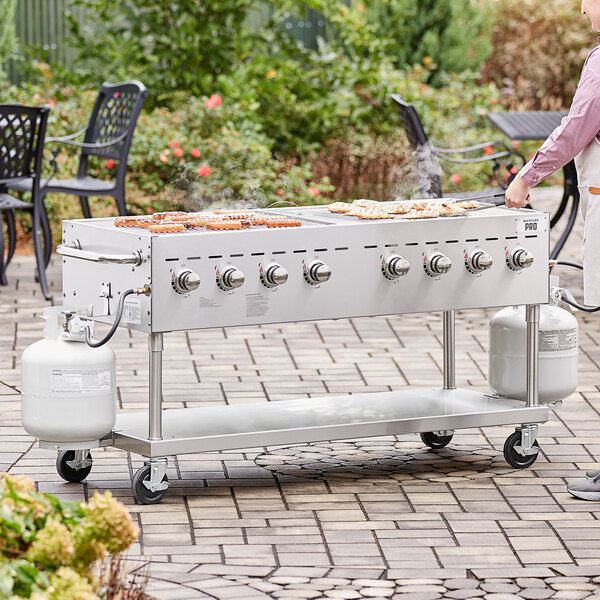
[54,203,552,503]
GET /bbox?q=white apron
[575,136,600,305]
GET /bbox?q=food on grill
[455,200,480,209]
[151,211,187,220]
[135,220,154,228]
[382,202,411,215]
[167,214,200,222]
[352,199,380,208]
[437,203,466,216]
[349,207,392,219]
[115,216,144,227]
[403,209,440,219]
[205,220,243,230]
[266,219,302,227]
[148,222,186,233]
[249,215,285,225]
[187,216,216,227]
[327,202,352,213]
[412,201,434,211]
[114,209,308,232]
[219,212,255,220]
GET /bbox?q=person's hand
[505,174,531,208]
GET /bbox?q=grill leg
[443,310,456,389]
[526,304,540,407]
[149,332,163,441]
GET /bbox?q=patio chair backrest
[0,104,50,184]
[79,81,147,174]
[390,94,442,198]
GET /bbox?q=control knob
[507,247,534,271]
[304,260,332,285]
[261,263,288,288]
[425,252,452,277]
[218,266,245,291]
[466,250,493,274]
[383,255,410,279]
[173,268,200,294]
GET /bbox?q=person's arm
[506,56,600,208]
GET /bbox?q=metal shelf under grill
[106,388,549,457]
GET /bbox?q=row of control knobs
[172,248,533,293]
[173,260,331,294]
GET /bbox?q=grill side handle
[57,241,143,266]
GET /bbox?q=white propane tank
[21,307,116,446]
[489,282,578,403]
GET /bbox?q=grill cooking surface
[79,202,504,234]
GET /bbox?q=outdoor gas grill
[55,202,551,503]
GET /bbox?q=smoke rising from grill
[171,163,269,212]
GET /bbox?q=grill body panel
[62,206,549,333]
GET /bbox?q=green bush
[60,0,494,154]
[481,0,592,110]
[359,0,494,86]
[0,474,139,600]
[65,0,261,103]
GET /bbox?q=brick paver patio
[3,187,600,599]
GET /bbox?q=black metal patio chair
[0,104,52,299]
[9,81,147,227]
[391,94,525,203]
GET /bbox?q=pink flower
[159,154,168,164]
[450,173,461,184]
[113,92,120,98]
[168,140,180,148]
[484,145,493,155]
[512,140,520,148]
[276,188,284,196]
[105,159,115,169]
[204,94,222,109]
[191,148,201,158]
[307,187,320,196]
[197,165,211,177]
[173,147,183,157]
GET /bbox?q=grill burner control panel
[61,206,549,333]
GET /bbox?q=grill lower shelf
[108,388,549,457]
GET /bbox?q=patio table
[486,111,577,260]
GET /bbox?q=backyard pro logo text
[516,216,546,234]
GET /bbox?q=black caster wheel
[503,430,540,468]
[420,431,453,449]
[56,450,92,483]
[132,465,169,505]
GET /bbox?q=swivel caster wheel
[132,464,169,505]
[56,450,93,483]
[420,431,453,449]
[503,430,540,468]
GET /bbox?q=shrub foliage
[481,0,592,110]
[0,474,139,600]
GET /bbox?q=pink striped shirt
[520,38,600,187]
